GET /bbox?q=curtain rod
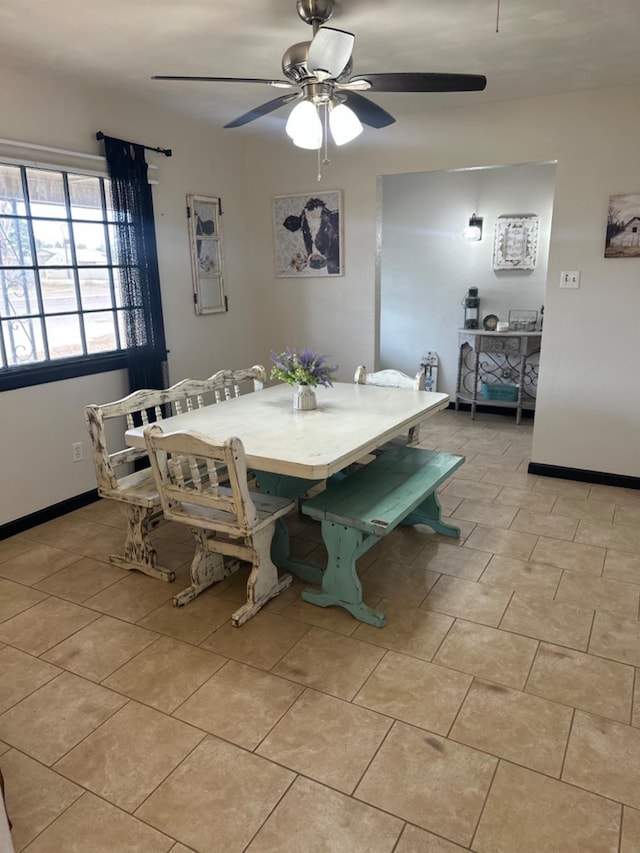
[95,131,172,158]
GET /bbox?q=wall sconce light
[463,213,483,242]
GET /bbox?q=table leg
[254,471,324,585]
[301,522,386,627]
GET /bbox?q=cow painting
[273,191,342,276]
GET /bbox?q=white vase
[293,384,317,411]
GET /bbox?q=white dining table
[125,381,449,478]
[125,381,450,586]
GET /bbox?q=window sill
[0,352,128,392]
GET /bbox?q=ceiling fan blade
[152,75,294,89]
[349,72,487,93]
[307,27,355,79]
[342,92,395,129]
[224,93,302,128]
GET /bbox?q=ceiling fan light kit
[329,102,363,145]
[153,0,487,160]
[286,100,323,148]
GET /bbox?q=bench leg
[302,522,386,628]
[232,525,293,627]
[402,492,461,539]
[110,504,175,583]
[173,530,238,607]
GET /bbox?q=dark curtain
[102,136,167,392]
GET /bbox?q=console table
[455,329,542,424]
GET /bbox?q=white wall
[244,85,640,478]
[2,75,639,527]
[0,66,263,524]
[379,163,555,395]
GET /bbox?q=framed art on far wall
[605,193,640,258]
[273,191,343,277]
[186,194,227,314]
[493,214,539,270]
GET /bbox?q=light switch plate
[560,270,580,288]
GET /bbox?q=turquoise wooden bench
[301,446,465,627]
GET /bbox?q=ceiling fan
[152,0,487,148]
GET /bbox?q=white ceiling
[3,0,640,143]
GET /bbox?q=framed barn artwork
[493,214,539,270]
[273,190,343,277]
[605,193,640,258]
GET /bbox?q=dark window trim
[0,350,127,391]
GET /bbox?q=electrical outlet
[560,270,581,288]
[72,442,83,463]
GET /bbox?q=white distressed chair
[84,365,266,583]
[144,425,295,625]
[354,365,426,447]
[168,366,266,411]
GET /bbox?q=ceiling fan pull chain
[315,103,330,181]
[496,0,501,33]
[322,103,330,166]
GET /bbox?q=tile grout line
[0,647,61,716]
[248,685,314,753]
[342,718,396,802]
[583,607,597,657]
[388,822,409,853]
[13,789,91,851]
[468,755,502,851]
[520,638,542,694]
[168,655,234,719]
[443,670,475,739]
[239,771,300,853]
[427,614,458,663]
[558,707,576,782]
[617,802,625,853]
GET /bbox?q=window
[0,161,135,390]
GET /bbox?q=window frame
[0,160,136,391]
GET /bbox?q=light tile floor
[1,409,640,851]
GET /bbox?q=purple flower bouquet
[270,348,338,388]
